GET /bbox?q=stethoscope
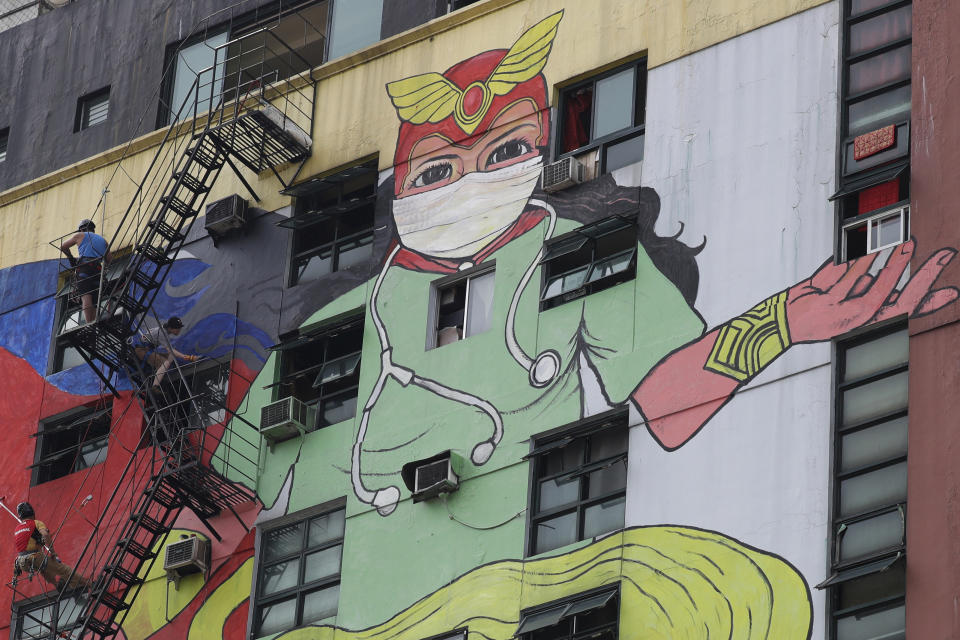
[350,200,561,515]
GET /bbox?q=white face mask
[392,156,543,259]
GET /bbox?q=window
[254,505,344,636]
[13,593,86,639]
[0,127,8,163]
[557,59,646,174]
[527,413,627,556]
[516,588,619,640]
[833,0,912,250]
[820,326,907,639]
[281,159,377,287]
[271,315,363,428]
[159,1,329,127]
[430,267,495,348]
[32,402,112,485]
[540,215,637,310]
[447,0,481,12]
[327,0,383,60]
[75,87,110,132]
[841,203,909,261]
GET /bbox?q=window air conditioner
[204,194,248,236]
[260,396,314,444]
[412,456,460,502]
[163,536,209,587]
[541,157,584,193]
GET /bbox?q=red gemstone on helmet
[463,85,484,115]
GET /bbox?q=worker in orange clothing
[12,502,90,590]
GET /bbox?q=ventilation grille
[205,194,248,234]
[542,157,583,192]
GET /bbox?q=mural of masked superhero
[345,10,959,518]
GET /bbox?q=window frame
[516,585,620,640]
[539,214,638,311]
[12,589,87,639]
[31,401,113,486]
[74,86,111,132]
[825,323,908,638]
[252,500,345,637]
[840,201,910,261]
[555,58,647,174]
[427,263,496,349]
[0,126,8,163]
[525,411,628,557]
[269,313,364,429]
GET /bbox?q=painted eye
[411,163,453,188]
[486,140,532,167]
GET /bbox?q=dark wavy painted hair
[537,174,702,306]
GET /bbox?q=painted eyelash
[411,162,453,185]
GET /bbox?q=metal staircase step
[129,512,167,535]
[187,139,224,170]
[97,590,131,613]
[85,616,120,638]
[146,219,186,243]
[158,194,196,219]
[136,243,173,266]
[117,537,155,561]
[148,478,181,509]
[103,564,143,588]
[172,170,210,195]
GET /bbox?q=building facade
[0,0,956,639]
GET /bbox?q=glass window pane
[841,417,908,473]
[583,495,625,539]
[295,250,333,284]
[264,522,304,562]
[604,132,644,172]
[538,476,579,512]
[328,0,384,60]
[258,597,297,636]
[851,0,902,17]
[587,249,634,283]
[842,371,908,426]
[337,234,373,271]
[589,427,628,462]
[20,604,52,637]
[535,511,578,554]
[849,5,911,56]
[465,271,495,337]
[170,31,228,123]
[305,545,342,583]
[844,329,908,381]
[540,440,585,477]
[840,510,904,561]
[847,84,911,136]
[309,509,345,547]
[593,68,635,139]
[75,438,108,471]
[836,602,904,640]
[840,462,906,517]
[58,596,84,628]
[587,463,627,499]
[320,393,358,426]
[849,45,911,95]
[838,562,904,610]
[544,267,589,299]
[60,346,86,371]
[870,211,904,251]
[261,558,301,596]
[303,584,340,624]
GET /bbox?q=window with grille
[270,315,364,428]
[254,504,344,636]
[526,413,627,556]
[556,58,646,174]
[819,325,907,639]
[75,86,110,132]
[32,402,112,486]
[13,592,86,639]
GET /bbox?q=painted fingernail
[938,250,956,265]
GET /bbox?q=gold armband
[705,290,791,382]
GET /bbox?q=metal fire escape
[40,7,321,638]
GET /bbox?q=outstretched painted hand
[786,239,959,343]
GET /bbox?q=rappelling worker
[12,502,90,590]
[59,219,111,324]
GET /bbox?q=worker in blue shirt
[60,219,111,324]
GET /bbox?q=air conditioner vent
[205,194,248,237]
[411,455,459,502]
[260,396,313,444]
[542,157,584,192]
[163,536,209,587]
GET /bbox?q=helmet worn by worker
[164,316,184,330]
[16,502,34,519]
[78,219,96,232]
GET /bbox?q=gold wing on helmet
[487,10,563,96]
[386,72,462,125]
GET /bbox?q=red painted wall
[907,1,960,637]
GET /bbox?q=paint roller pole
[0,496,23,524]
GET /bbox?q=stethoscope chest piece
[529,349,560,388]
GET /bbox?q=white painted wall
[621,3,840,637]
